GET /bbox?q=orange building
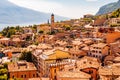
[8,61,38,80]
[49,60,72,80]
[76,56,101,80]
[81,68,98,80]
[50,64,63,80]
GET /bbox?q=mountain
[96,0,120,15]
[0,0,68,24]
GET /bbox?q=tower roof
[51,13,54,16]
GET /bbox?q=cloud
[8,0,62,12]
[86,0,98,2]
[8,0,97,18]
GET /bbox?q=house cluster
[0,27,34,47]
[0,14,120,80]
[29,33,120,80]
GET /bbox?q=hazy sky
[8,0,118,18]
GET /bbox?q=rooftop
[114,57,120,62]
[0,37,10,41]
[69,50,87,56]
[72,40,82,45]
[57,71,91,79]
[40,49,70,60]
[90,43,107,48]
[12,38,21,42]
[8,61,37,72]
[37,43,52,49]
[77,56,100,69]
[99,64,120,76]
[28,78,42,80]
[56,40,67,45]
[93,18,106,26]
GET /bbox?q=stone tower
[51,13,54,29]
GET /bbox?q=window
[98,48,101,49]
[69,68,73,71]
[99,51,102,53]
[96,55,98,57]
[60,68,63,71]
[96,51,98,53]
[36,73,39,77]
[90,70,93,74]
[88,53,91,56]
[89,62,92,64]
[54,76,57,80]
[33,74,35,77]
[54,69,56,73]
[83,61,86,64]
[21,75,23,78]
[12,75,14,78]
[92,50,95,53]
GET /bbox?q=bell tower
[51,13,54,29]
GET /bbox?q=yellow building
[32,49,70,80]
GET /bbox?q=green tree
[15,26,20,31]
[6,29,15,38]
[63,25,71,31]
[66,27,70,30]
[26,36,32,41]
[0,74,7,80]
[19,51,32,62]
[38,30,44,34]
[1,26,16,38]
[0,69,7,75]
[0,65,4,69]
[0,64,8,80]
[110,8,120,18]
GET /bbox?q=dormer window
[89,62,92,64]
[83,61,86,64]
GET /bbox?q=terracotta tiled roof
[0,37,10,41]
[40,49,70,60]
[105,32,120,43]
[99,64,120,76]
[104,55,115,62]
[8,61,37,72]
[28,78,41,80]
[93,18,106,26]
[57,71,91,78]
[69,50,87,56]
[77,56,100,69]
[90,43,107,48]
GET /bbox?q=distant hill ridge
[0,0,68,24]
[96,0,120,15]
